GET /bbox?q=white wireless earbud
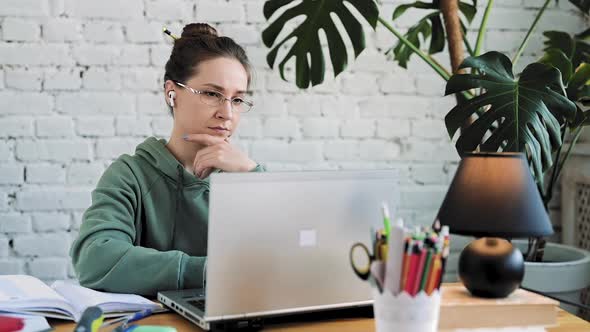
[168,91,176,108]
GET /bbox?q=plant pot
[512,240,590,315]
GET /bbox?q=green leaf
[543,31,574,58]
[458,1,477,23]
[544,30,590,69]
[568,64,590,128]
[569,63,590,93]
[392,1,435,20]
[576,27,590,40]
[428,15,445,54]
[388,0,476,68]
[568,0,590,14]
[390,15,433,68]
[444,52,577,182]
[539,48,573,83]
[262,0,379,89]
[571,105,590,127]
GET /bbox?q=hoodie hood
[135,136,209,187]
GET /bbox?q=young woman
[70,23,263,296]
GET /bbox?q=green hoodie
[70,137,263,296]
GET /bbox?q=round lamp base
[459,237,525,298]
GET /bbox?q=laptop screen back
[205,170,399,321]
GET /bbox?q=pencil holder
[372,289,441,332]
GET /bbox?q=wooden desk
[51,308,590,331]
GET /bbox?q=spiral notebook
[0,275,162,322]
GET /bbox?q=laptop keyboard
[187,299,206,312]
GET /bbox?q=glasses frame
[173,81,254,113]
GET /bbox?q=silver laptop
[158,170,399,330]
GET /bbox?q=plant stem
[426,54,452,78]
[512,0,551,66]
[537,180,546,209]
[378,16,474,99]
[544,126,567,207]
[378,16,451,81]
[463,33,475,56]
[474,0,494,56]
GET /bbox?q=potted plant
[260,0,590,314]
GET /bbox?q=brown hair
[164,23,252,114]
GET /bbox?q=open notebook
[0,275,162,322]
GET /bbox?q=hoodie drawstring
[171,165,184,246]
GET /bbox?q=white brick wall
[2,18,40,41]
[64,0,144,20]
[13,233,70,256]
[32,213,71,232]
[16,140,92,162]
[0,117,35,137]
[15,189,91,211]
[0,214,32,233]
[0,165,24,184]
[302,118,339,138]
[145,0,194,21]
[44,68,82,91]
[83,22,124,43]
[67,163,104,185]
[43,18,82,42]
[0,141,12,161]
[0,260,23,275]
[0,193,8,212]
[0,0,583,282]
[5,69,43,90]
[0,237,8,257]
[36,116,75,137]
[28,257,68,279]
[26,164,66,183]
[0,92,53,114]
[0,1,50,17]
[263,117,299,138]
[75,117,115,137]
[0,44,71,66]
[196,2,244,23]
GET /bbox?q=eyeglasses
[174,81,253,113]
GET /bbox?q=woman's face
[168,57,249,140]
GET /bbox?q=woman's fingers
[194,155,220,178]
[194,144,221,163]
[193,146,224,171]
[198,167,214,179]
[187,133,255,175]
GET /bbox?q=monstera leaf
[445,52,577,183]
[569,63,590,127]
[538,49,590,127]
[387,0,477,68]
[541,30,590,127]
[543,29,590,70]
[539,48,573,83]
[262,0,378,89]
[568,0,590,14]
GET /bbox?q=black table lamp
[437,152,553,298]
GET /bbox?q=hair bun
[181,23,218,38]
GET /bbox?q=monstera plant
[261,0,589,262]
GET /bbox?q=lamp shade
[437,152,553,238]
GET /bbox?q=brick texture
[0,0,583,282]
